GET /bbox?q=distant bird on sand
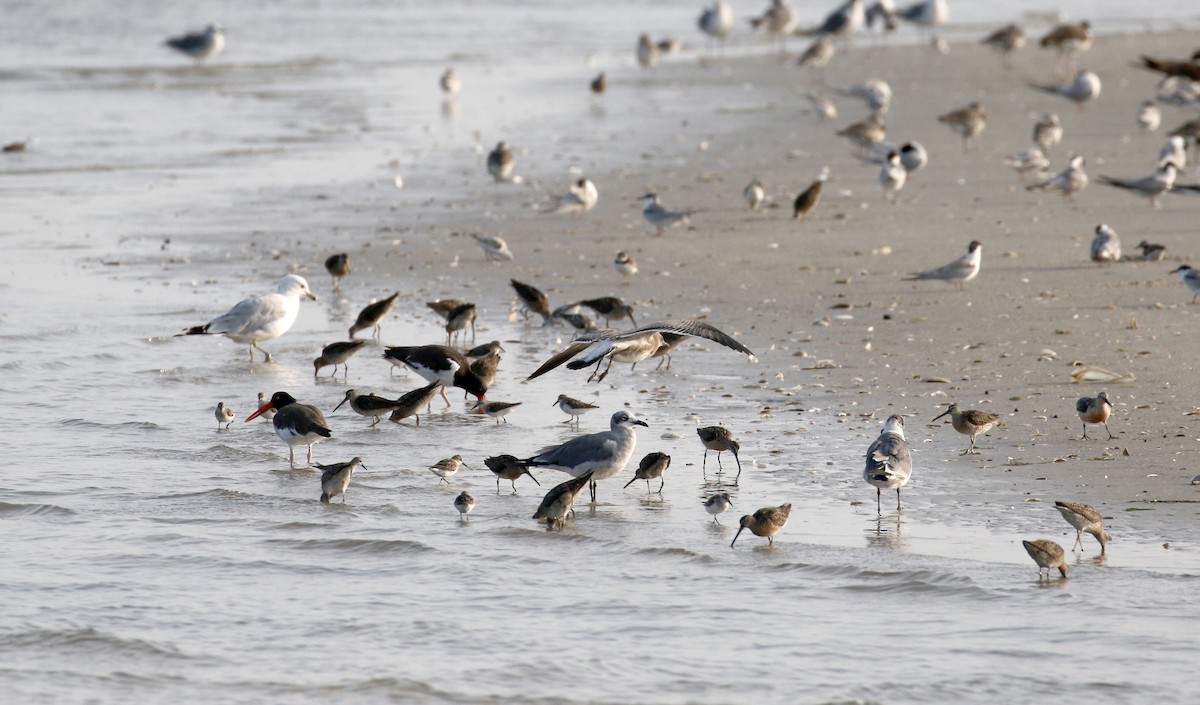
[164,24,225,63]
[904,240,981,291]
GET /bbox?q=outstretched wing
[620,319,755,359]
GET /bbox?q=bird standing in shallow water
[348,293,399,339]
[554,394,599,427]
[624,452,671,493]
[483,454,541,493]
[318,457,364,504]
[164,24,225,63]
[864,414,912,514]
[246,392,332,468]
[932,403,999,454]
[533,472,594,530]
[324,253,350,291]
[454,491,475,521]
[313,340,367,378]
[215,402,235,430]
[1076,391,1114,439]
[1055,501,1109,554]
[704,492,733,523]
[430,455,470,484]
[177,274,318,363]
[697,426,742,479]
[1023,539,1069,579]
[731,503,791,547]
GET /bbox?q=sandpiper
[469,352,501,392]
[623,451,671,493]
[748,0,798,53]
[1054,501,1109,554]
[430,454,470,484]
[333,389,405,428]
[255,392,276,421]
[744,179,766,210]
[697,426,742,479]
[1170,265,1200,303]
[577,297,636,328]
[440,68,460,96]
[317,457,364,504]
[1027,154,1087,201]
[880,150,906,203]
[510,279,552,322]
[938,102,987,151]
[444,302,477,346]
[1137,100,1162,132]
[472,400,522,424]
[1033,113,1063,152]
[703,492,733,524]
[1090,224,1121,263]
[471,233,513,262]
[382,345,487,405]
[177,274,317,363]
[1137,240,1166,261]
[533,472,594,530]
[465,340,504,359]
[793,171,827,220]
[642,193,696,236]
[836,116,887,153]
[483,454,541,493]
[797,35,835,69]
[614,251,639,279]
[215,402,235,430]
[932,403,999,454]
[324,253,350,291]
[554,394,600,427]
[487,142,514,182]
[313,340,367,378]
[245,391,332,468]
[904,240,981,291]
[1076,391,1114,440]
[1031,70,1101,109]
[590,72,606,94]
[731,504,791,547]
[1039,20,1092,77]
[164,24,225,63]
[636,33,661,69]
[454,491,475,521]
[514,411,646,503]
[864,414,912,513]
[1022,539,1068,579]
[428,299,468,321]
[1097,162,1177,207]
[348,293,399,339]
[981,23,1025,66]
[387,382,445,426]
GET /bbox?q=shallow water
[3,2,1200,704]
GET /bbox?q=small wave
[0,626,184,660]
[0,501,75,518]
[59,418,162,432]
[265,537,432,556]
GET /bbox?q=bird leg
[876,487,882,515]
[289,447,296,468]
[1104,423,1115,440]
[895,488,902,510]
[306,445,313,465]
[440,386,451,408]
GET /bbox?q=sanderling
[731,504,791,547]
[864,414,912,513]
[932,403,999,454]
[697,426,742,479]
[215,402,235,430]
[317,457,364,504]
[703,492,733,524]
[880,150,906,203]
[642,193,697,236]
[324,253,350,291]
[164,24,225,63]
[904,240,981,291]
[1039,20,1092,77]
[255,392,276,422]
[1076,391,1115,440]
[1137,240,1166,261]
[1170,265,1200,303]
[554,394,600,427]
[177,274,317,363]
[440,68,460,97]
[483,454,541,493]
[487,142,515,182]
[471,233,514,261]
[1027,154,1088,201]
[348,293,399,339]
[334,389,406,428]
[518,411,647,504]
[1004,147,1051,184]
[614,251,639,279]
[1023,539,1068,579]
[1097,162,1177,207]
[430,454,470,484]
[454,491,475,521]
[472,400,522,424]
[981,23,1025,66]
[623,451,671,493]
[1090,224,1122,263]
[744,179,766,210]
[793,170,828,220]
[1055,501,1109,554]
[1138,100,1162,131]
[637,34,661,69]
[937,102,987,151]
[313,340,367,379]
[1031,70,1101,109]
[1033,113,1063,152]
[545,178,598,216]
[245,392,332,468]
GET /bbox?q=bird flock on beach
[129,1,1200,579]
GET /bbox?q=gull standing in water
[215,402,235,430]
[932,403,999,454]
[1027,155,1087,201]
[318,457,364,504]
[1090,224,1122,263]
[1023,539,1069,579]
[246,392,332,468]
[1055,501,1109,554]
[731,504,791,547]
[904,240,981,291]
[525,320,755,383]
[164,24,225,63]
[1076,391,1114,439]
[514,411,646,503]
[864,414,912,514]
[1170,265,1200,303]
[642,193,696,236]
[177,274,317,363]
[1097,162,1177,207]
[348,293,399,339]
[1031,70,1101,109]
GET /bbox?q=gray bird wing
[908,255,972,281]
[206,292,286,336]
[865,433,912,479]
[532,432,619,470]
[618,320,756,358]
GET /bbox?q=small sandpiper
[836,116,886,154]
[471,233,514,262]
[1022,539,1068,579]
[932,403,999,454]
[483,454,541,493]
[703,492,733,524]
[469,352,501,393]
[454,491,475,521]
[313,340,367,378]
[440,67,461,97]
[348,293,399,339]
[731,503,791,547]
[623,451,671,493]
[1033,113,1063,152]
[472,400,522,424]
[981,23,1025,67]
[430,454,470,484]
[444,302,477,346]
[465,340,504,360]
[427,299,468,321]
[317,457,364,504]
[215,401,235,430]
[487,142,514,182]
[636,33,661,69]
[744,179,766,210]
[1076,391,1114,440]
[614,251,639,279]
[324,253,350,291]
[1054,501,1109,554]
[1137,240,1166,261]
[697,426,742,478]
[590,72,606,94]
[554,394,600,427]
[938,102,987,151]
[1004,148,1050,184]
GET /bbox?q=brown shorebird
[472,400,522,424]
[1033,113,1063,152]
[387,382,444,426]
[1137,241,1166,262]
[590,72,606,94]
[317,457,364,504]
[469,352,501,394]
[932,403,999,454]
[1076,391,1114,439]
[348,293,399,339]
[1055,501,1109,554]
[465,340,504,359]
[577,297,637,328]
[510,280,552,322]
[1039,20,1092,77]
[454,491,475,521]
[215,402,235,430]
[533,471,593,530]
[836,116,886,154]
[697,426,742,478]
[430,454,470,484]
[427,298,468,321]
[1022,539,1069,579]
[703,492,733,524]
[981,23,1025,67]
[483,454,541,493]
[731,503,791,547]
[487,142,514,182]
[245,391,332,468]
[324,253,350,291]
[623,452,671,493]
[554,394,600,427]
[793,174,826,220]
[333,389,405,428]
[445,302,477,346]
[938,102,987,151]
[313,340,367,378]
[1139,54,1200,85]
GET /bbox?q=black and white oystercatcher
[245,391,332,467]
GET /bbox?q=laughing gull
[313,340,367,378]
[730,504,791,547]
[1023,539,1069,579]
[164,24,225,63]
[1054,501,1109,554]
[525,320,755,383]
[317,457,364,504]
[863,414,911,514]
[245,392,332,468]
[904,240,981,291]
[177,274,317,363]
[932,403,999,454]
[1076,391,1115,439]
[516,410,646,503]
[348,293,399,339]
